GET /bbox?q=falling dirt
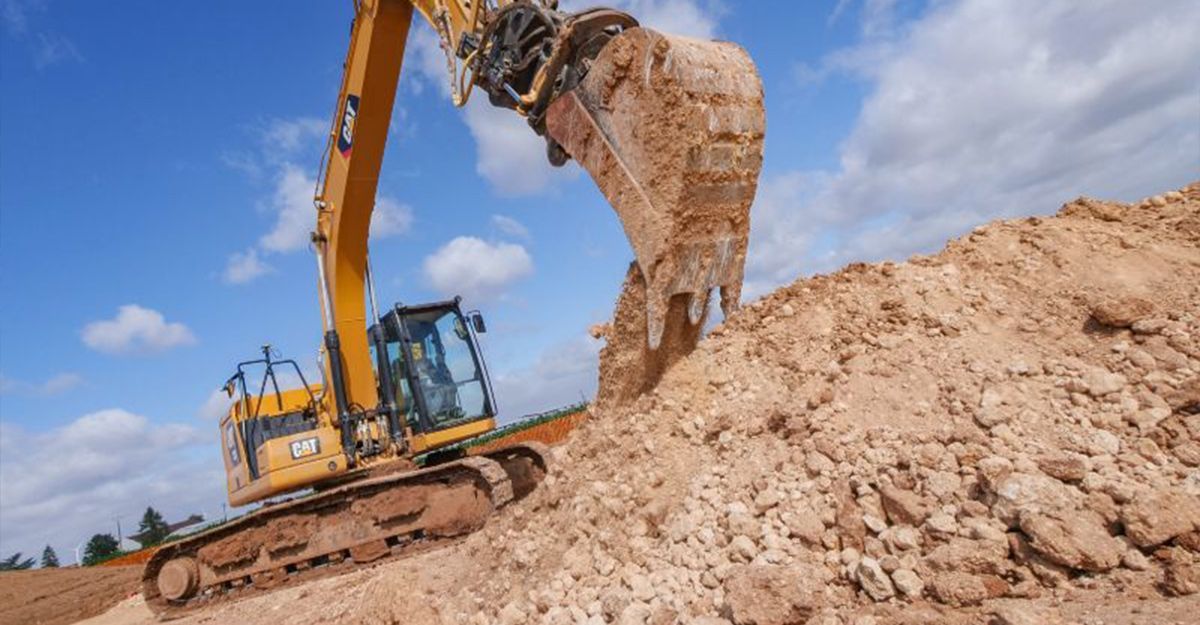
[595,263,707,410]
[547,27,766,410]
[0,566,141,625]
[73,182,1196,625]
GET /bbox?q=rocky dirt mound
[158,183,1198,625]
[0,566,141,625]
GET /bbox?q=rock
[1121,490,1200,547]
[1173,442,1200,467]
[628,573,655,602]
[925,512,958,536]
[618,602,653,625]
[891,569,924,598]
[1090,297,1155,328]
[855,557,895,601]
[806,452,836,475]
[724,565,821,625]
[1128,407,1172,431]
[885,525,922,551]
[977,456,1014,492]
[924,471,963,502]
[784,511,826,546]
[925,538,1009,575]
[976,388,1010,427]
[879,485,931,526]
[755,489,782,514]
[1081,368,1127,397]
[1132,318,1168,334]
[731,535,759,562]
[1164,556,1200,596]
[1017,510,1122,572]
[993,604,1066,625]
[1036,452,1089,482]
[987,472,1079,526]
[927,572,1006,607]
[1121,547,1151,571]
[863,514,888,534]
[564,545,594,579]
[1087,429,1121,456]
[837,490,868,551]
[498,602,526,625]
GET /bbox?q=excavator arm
[308,0,638,462]
[311,0,763,452]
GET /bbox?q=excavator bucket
[546,28,766,351]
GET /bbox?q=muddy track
[143,445,547,619]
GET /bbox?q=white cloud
[38,372,83,394]
[259,163,317,253]
[491,335,601,421]
[0,409,222,564]
[571,0,720,39]
[464,98,576,196]
[423,236,533,302]
[0,372,84,396]
[2,1,82,69]
[222,248,273,285]
[491,214,531,240]
[262,117,326,155]
[747,0,1200,295]
[32,31,81,69]
[371,196,415,239]
[81,305,196,355]
[222,115,415,283]
[408,27,577,197]
[197,389,235,421]
[0,0,33,35]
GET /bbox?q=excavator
[142,0,764,616]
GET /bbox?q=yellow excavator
[143,0,764,615]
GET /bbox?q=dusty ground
[27,182,1200,625]
[0,566,141,625]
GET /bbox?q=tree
[82,534,120,566]
[40,545,60,568]
[0,552,35,570]
[137,506,170,546]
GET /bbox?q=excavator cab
[373,298,498,453]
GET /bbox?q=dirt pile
[98,183,1198,625]
[0,566,141,625]
[406,183,1199,625]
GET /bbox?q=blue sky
[2,0,1197,562]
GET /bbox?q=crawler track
[143,443,548,619]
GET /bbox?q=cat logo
[337,94,360,159]
[290,436,321,460]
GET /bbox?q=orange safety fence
[466,407,589,456]
[100,548,157,567]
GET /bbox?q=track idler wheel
[484,442,550,502]
[156,557,201,602]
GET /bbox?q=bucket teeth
[546,27,765,349]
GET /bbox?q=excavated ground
[63,182,1200,625]
[0,566,141,625]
